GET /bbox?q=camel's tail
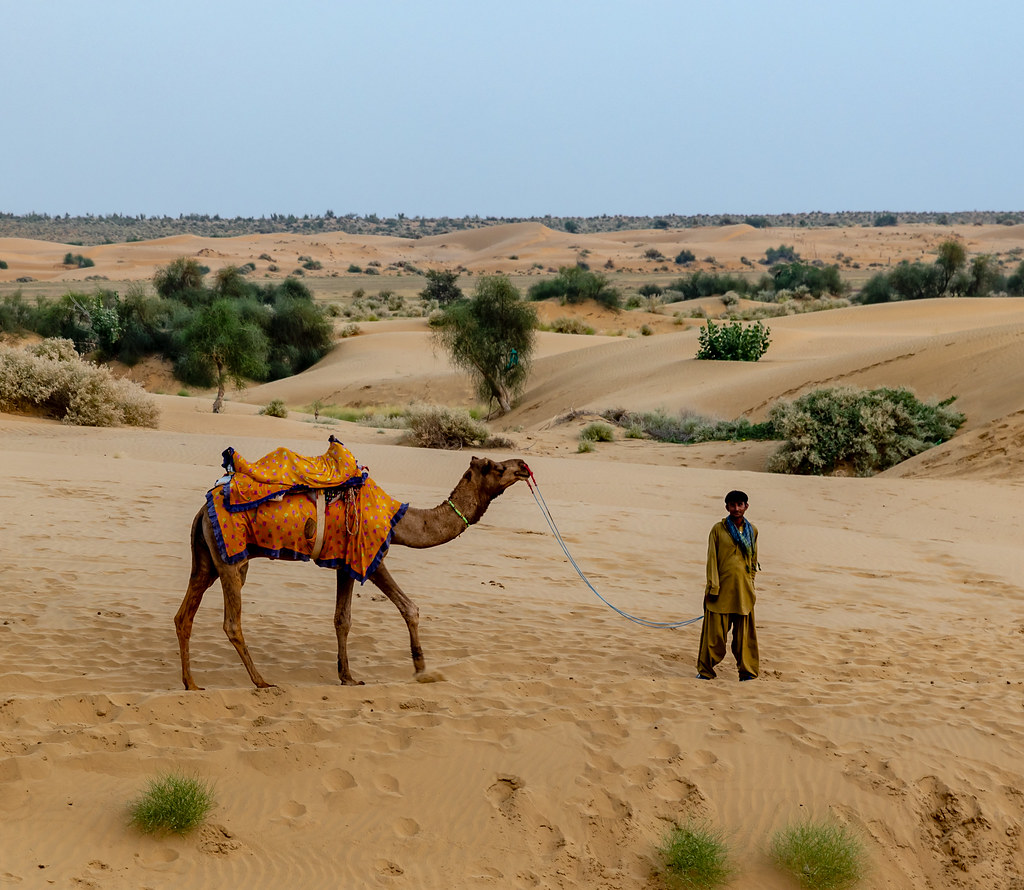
[189,507,214,579]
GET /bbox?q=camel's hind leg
[368,563,439,682]
[175,512,218,690]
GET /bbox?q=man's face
[726,500,748,523]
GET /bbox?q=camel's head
[468,456,532,497]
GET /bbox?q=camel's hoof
[414,669,445,684]
[340,678,365,687]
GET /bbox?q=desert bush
[420,268,464,306]
[763,244,801,265]
[128,772,216,836]
[579,422,614,442]
[29,337,79,361]
[674,249,697,265]
[770,262,845,297]
[528,266,621,310]
[769,820,866,889]
[0,293,40,334]
[874,212,898,227]
[405,405,491,449]
[0,340,159,427]
[767,386,965,475]
[547,317,595,335]
[63,252,95,268]
[659,821,734,889]
[259,399,288,418]
[669,271,752,300]
[696,320,771,361]
[602,407,774,444]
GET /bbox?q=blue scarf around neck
[725,516,753,556]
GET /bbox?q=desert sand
[1,225,1023,888]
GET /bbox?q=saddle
[207,437,408,581]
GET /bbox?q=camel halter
[524,468,702,630]
[448,499,470,527]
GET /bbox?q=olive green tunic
[696,518,760,679]
[704,519,758,614]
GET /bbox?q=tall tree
[935,240,967,294]
[179,300,269,412]
[433,275,537,415]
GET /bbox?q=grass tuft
[659,821,734,889]
[579,421,615,442]
[128,772,216,836]
[769,820,866,889]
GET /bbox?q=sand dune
[2,227,1024,888]
[4,220,1023,283]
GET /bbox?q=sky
[2,0,1021,219]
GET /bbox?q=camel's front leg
[369,564,439,682]
[221,565,273,689]
[335,571,363,686]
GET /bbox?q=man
[696,490,759,681]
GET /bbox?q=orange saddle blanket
[206,438,407,582]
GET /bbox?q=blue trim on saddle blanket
[204,490,409,583]
[219,469,368,514]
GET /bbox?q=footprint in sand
[281,800,307,819]
[373,773,401,795]
[393,817,420,838]
[134,847,179,868]
[322,768,357,792]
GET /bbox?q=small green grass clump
[659,822,734,889]
[769,820,866,889]
[579,422,615,442]
[128,772,216,836]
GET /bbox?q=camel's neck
[389,476,497,549]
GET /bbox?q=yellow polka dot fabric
[206,440,408,581]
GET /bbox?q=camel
[175,455,532,689]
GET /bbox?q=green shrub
[763,244,801,265]
[874,212,898,227]
[0,259,7,270]
[405,404,490,449]
[769,820,866,889]
[579,421,615,442]
[602,408,775,444]
[259,399,288,418]
[696,320,771,361]
[63,252,95,268]
[548,317,595,335]
[767,386,965,475]
[0,340,159,427]
[674,249,697,265]
[659,822,734,889]
[669,271,752,300]
[420,268,464,306]
[527,266,621,309]
[576,438,595,453]
[128,772,216,836]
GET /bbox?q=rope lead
[526,474,702,629]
